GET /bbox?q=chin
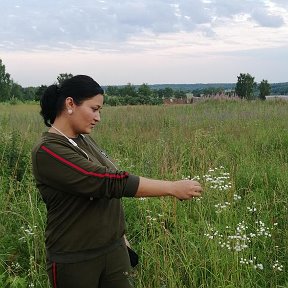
[85,128,93,134]
[78,128,91,135]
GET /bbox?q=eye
[92,106,102,113]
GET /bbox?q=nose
[94,111,101,122]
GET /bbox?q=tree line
[0,58,287,105]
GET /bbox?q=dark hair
[40,75,104,127]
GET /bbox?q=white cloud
[252,7,284,27]
[0,0,288,86]
[0,0,287,51]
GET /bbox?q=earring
[68,109,73,115]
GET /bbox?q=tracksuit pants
[47,243,133,288]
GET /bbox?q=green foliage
[0,111,48,286]
[259,80,271,100]
[174,90,187,99]
[9,96,19,105]
[0,130,30,181]
[0,59,12,101]
[22,86,38,101]
[149,83,236,92]
[136,84,154,104]
[98,101,288,287]
[120,83,138,97]
[105,83,185,106]
[105,85,120,96]
[57,73,73,85]
[0,275,27,288]
[270,82,288,95]
[0,59,38,102]
[235,73,256,99]
[10,83,23,101]
[0,101,288,287]
[162,87,174,99]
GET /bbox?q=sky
[0,0,288,87]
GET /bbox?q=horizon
[19,80,288,89]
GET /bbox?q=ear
[65,97,76,111]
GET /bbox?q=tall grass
[0,100,287,287]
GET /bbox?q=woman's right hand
[170,180,203,200]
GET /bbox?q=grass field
[0,99,287,287]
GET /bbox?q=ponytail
[40,84,62,127]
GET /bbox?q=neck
[49,121,78,138]
[50,124,90,160]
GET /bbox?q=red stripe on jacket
[52,262,57,288]
[41,145,129,179]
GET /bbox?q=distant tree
[57,73,73,85]
[0,59,12,101]
[138,83,153,104]
[138,83,152,97]
[235,73,256,100]
[105,86,120,96]
[127,95,139,105]
[258,79,271,100]
[192,89,202,97]
[163,87,174,99]
[120,83,137,98]
[174,90,186,99]
[22,86,37,101]
[106,96,121,106]
[271,82,288,95]
[155,88,165,99]
[10,82,24,100]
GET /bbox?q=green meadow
[0,100,287,287]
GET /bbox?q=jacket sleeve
[33,141,140,199]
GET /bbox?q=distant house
[163,98,192,105]
[163,90,238,105]
[266,95,288,101]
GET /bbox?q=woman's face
[70,94,104,135]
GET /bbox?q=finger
[191,187,203,194]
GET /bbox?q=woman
[31,75,203,288]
